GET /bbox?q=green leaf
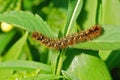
[62,70,79,80]
[0,32,28,80]
[105,50,120,70]
[0,0,21,13]
[0,11,54,38]
[100,0,120,26]
[0,31,15,55]
[73,25,120,50]
[0,0,12,12]
[48,50,60,74]
[99,50,111,61]
[63,49,112,80]
[77,0,98,29]
[3,32,28,60]
[64,0,83,36]
[22,74,63,80]
[0,60,51,73]
[55,52,66,75]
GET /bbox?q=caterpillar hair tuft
[32,25,102,50]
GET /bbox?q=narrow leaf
[0,31,15,55]
[3,32,28,60]
[64,0,83,36]
[0,32,28,80]
[0,60,51,73]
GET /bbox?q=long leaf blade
[0,32,28,80]
[0,31,15,55]
[0,61,51,73]
[64,0,83,36]
[2,32,28,60]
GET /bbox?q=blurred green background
[0,0,120,80]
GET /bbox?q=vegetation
[0,0,120,80]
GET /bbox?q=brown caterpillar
[32,25,102,50]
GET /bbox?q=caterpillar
[32,25,102,50]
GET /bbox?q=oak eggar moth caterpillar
[32,25,102,50]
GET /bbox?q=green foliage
[0,11,54,38]
[0,61,51,72]
[0,0,120,80]
[74,25,120,50]
[22,74,63,80]
[0,0,21,13]
[63,0,83,36]
[62,49,111,80]
[0,31,15,54]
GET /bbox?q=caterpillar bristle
[32,25,102,50]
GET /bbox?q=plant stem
[56,51,65,75]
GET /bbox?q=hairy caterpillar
[32,25,102,49]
